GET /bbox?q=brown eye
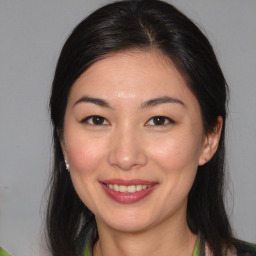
[82,115,110,125]
[146,116,174,126]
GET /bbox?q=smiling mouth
[104,184,152,193]
[100,180,158,204]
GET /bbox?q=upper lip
[99,179,158,186]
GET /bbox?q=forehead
[68,50,195,106]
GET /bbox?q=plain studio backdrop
[0,0,255,255]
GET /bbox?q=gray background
[0,0,255,255]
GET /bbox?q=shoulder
[234,240,256,256]
[0,248,11,256]
[205,240,256,256]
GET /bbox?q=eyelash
[81,115,110,126]
[81,115,175,126]
[146,116,175,126]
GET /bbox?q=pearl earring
[65,160,70,172]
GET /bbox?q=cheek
[64,133,109,211]
[151,132,202,172]
[65,132,108,174]
[149,132,202,211]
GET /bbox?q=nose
[107,126,147,171]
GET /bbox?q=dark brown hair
[47,1,232,255]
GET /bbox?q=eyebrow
[73,96,113,109]
[141,96,186,109]
[73,95,185,109]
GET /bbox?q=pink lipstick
[100,179,158,204]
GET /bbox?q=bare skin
[61,50,222,256]
[93,206,197,256]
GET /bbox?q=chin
[96,210,158,233]
[108,220,151,233]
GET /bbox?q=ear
[198,116,223,166]
[58,129,68,161]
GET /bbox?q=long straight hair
[47,1,232,255]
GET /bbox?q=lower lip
[101,183,157,204]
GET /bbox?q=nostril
[107,149,147,171]
[107,130,148,170]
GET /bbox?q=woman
[46,0,255,256]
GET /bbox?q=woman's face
[61,50,219,233]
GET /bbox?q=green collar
[193,232,202,256]
[0,247,12,256]
[83,242,90,256]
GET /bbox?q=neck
[93,211,197,256]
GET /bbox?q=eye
[145,116,174,126]
[81,115,110,126]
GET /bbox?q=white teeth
[119,185,127,193]
[113,184,119,192]
[106,184,152,193]
[136,185,142,191]
[128,185,136,193]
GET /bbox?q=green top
[0,248,11,256]
[0,241,200,256]
[81,234,256,256]
[0,242,196,256]
[193,233,201,256]
[1,235,256,256]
